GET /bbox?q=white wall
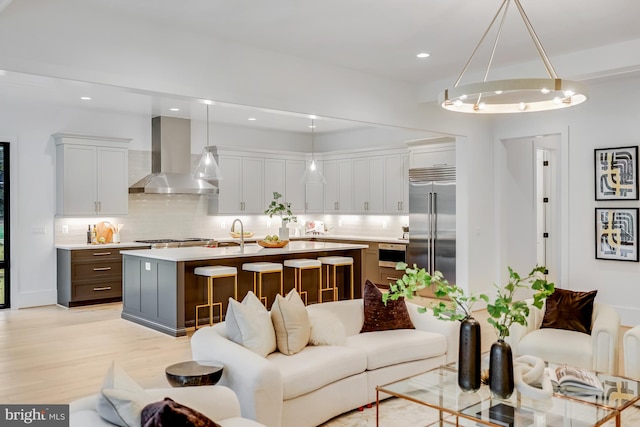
[493,74,640,325]
[0,0,431,132]
[0,101,150,308]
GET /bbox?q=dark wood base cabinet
[57,246,148,307]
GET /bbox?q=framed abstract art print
[595,208,638,262]
[594,146,638,200]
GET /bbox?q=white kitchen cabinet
[323,159,352,212]
[285,159,305,213]
[304,161,324,213]
[264,158,286,209]
[218,155,265,214]
[384,154,409,214]
[409,139,456,169]
[353,157,384,214]
[55,133,130,216]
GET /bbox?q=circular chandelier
[440,0,589,114]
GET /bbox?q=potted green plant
[485,265,555,399]
[264,191,297,240]
[383,262,486,392]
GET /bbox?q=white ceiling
[2,0,640,133]
[68,0,640,84]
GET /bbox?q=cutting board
[96,222,113,243]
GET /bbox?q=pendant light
[301,117,326,184]
[193,103,223,180]
[440,0,588,114]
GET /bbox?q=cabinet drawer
[379,266,403,287]
[72,248,121,261]
[72,260,122,281]
[73,280,122,301]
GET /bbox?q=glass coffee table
[545,362,640,427]
[377,364,619,426]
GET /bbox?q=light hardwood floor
[0,302,192,404]
[0,300,628,407]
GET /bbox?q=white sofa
[191,298,459,427]
[69,385,266,427]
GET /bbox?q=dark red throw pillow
[541,288,598,334]
[141,397,221,427]
[360,279,415,332]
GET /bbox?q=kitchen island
[120,241,368,336]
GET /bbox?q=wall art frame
[595,207,639,262]
[594,146,638,200]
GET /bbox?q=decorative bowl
[257,240,289,248]
[230,231,254,238]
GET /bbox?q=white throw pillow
[225,291,277,357]
[96,361,152,427]
[308,309,347,346]
[271,289,311,355]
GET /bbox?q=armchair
[624,325,640,379]
[506,298,620,375]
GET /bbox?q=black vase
[458,316,481,392]
[489,339,514,399]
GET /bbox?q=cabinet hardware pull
[93,252,112,256]
[386,277,400,282]
[93,286,112,291]
[93,267,112,271]
[98,201,101,212]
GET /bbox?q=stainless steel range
[134,238,217,249]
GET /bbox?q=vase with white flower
[264,191,297,240]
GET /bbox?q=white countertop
[310,234,409,244]
[56,242,152,250]
[215,235,408,245]
[120,241,368,262]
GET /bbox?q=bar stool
[283,259,322,305]
[194,265,238,329]
[242,262,283,306]
[317,256,354,302]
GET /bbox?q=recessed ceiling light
[80,96,91,101]
[308,115,317,119]
[248,118,256,121]
[170,108,180,112]
[416,53,430,58]
[309,125,316,129]
[203,100,214,105]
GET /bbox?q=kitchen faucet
[231,219,244,252]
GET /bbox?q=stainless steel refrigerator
[407,167,456,297]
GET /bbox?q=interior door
[0,142,9,308]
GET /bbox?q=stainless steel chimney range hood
[129,116,218,195]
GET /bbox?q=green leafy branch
[432,281,489,322]
[383,262,484,321]
[486,265,555,340]
[264,191,297,224]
